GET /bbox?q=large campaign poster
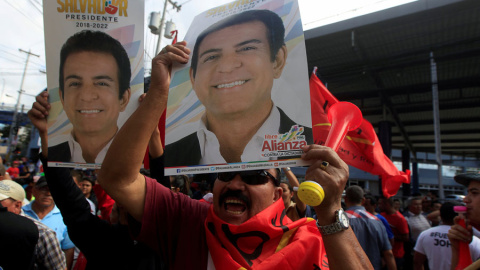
[165,0,312,175]
[44,0,144,169]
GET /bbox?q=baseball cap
[454,172,480,187]
[35,177,48,189]
[0,180,26,202]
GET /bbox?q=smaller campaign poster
[164,0,312,175]
[44,0,144,169]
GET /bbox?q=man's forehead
[64,51,118,73]
[468,181,480,190]
[199,21,268,51]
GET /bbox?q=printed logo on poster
[262,125,307,158]
[57,0,129,24]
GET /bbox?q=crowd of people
[2,147,479,270]
[1,9,479,270]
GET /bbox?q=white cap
[0,180,26,202]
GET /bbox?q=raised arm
[282,167,306,217]
[301,144,373,270]
[27,90,50,156]
[97,42,190,221]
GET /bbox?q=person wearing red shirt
[379,196,410,269]
[6,161,20,179]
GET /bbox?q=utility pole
[6,49,40,162]
[154,0,181,55]
[1,78,5,103]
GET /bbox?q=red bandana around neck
[204,199,329,270]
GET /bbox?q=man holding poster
[48,30,131,164]
[165,8,313,169]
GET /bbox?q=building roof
[304,0,480,161]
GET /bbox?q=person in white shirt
[414,201,480,270]
[405,197,432,242]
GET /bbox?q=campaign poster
[165,0,312,175]
[44,0,144,169]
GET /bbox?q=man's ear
[274,186,283,202]
[59,89,65,106]
[14,200,23,214]
[119,88,131,112]
[189,67,195,86]
[273,45,288,79]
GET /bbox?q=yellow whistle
[294,181,325,206]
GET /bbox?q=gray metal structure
[302,0,480,196]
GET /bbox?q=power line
[4,0,43,30]
[28,0,43,14]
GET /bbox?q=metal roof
[304,0,480,161]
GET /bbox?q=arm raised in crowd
[302,145,373,269]
[282,167,306,217]
[97,42,190,221]
[28,90,49,156]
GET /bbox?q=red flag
[309,71,410,197]
[170,30,178,45]
[205,199,328,269]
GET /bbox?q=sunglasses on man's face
[216,170,279,186]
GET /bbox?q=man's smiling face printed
[190,21,286,119]
[60,51,129,138]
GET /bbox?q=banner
[309,71,410,197]
[44,0,144,169]
[164,0,312,175]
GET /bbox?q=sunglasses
[216,170,279,186]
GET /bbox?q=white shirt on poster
[198,105,281,164]
[68,133,114,164]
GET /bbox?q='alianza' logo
[261,125,307,157]
[57,0,128,17]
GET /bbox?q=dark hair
[384,197,395,206]
[364,194,377,206]
[191,9,285,78]
[140,168,151,177]
[280,181,293,192]
[171,175,190,195]
[80,176,95,187]
[345,185,364,204]
[440,201,462,223]
[59,30,131,99]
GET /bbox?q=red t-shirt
[6,167,20,179]
[137,176,210,269]
[381,211,409,258]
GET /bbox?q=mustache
[219,189,251,209]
